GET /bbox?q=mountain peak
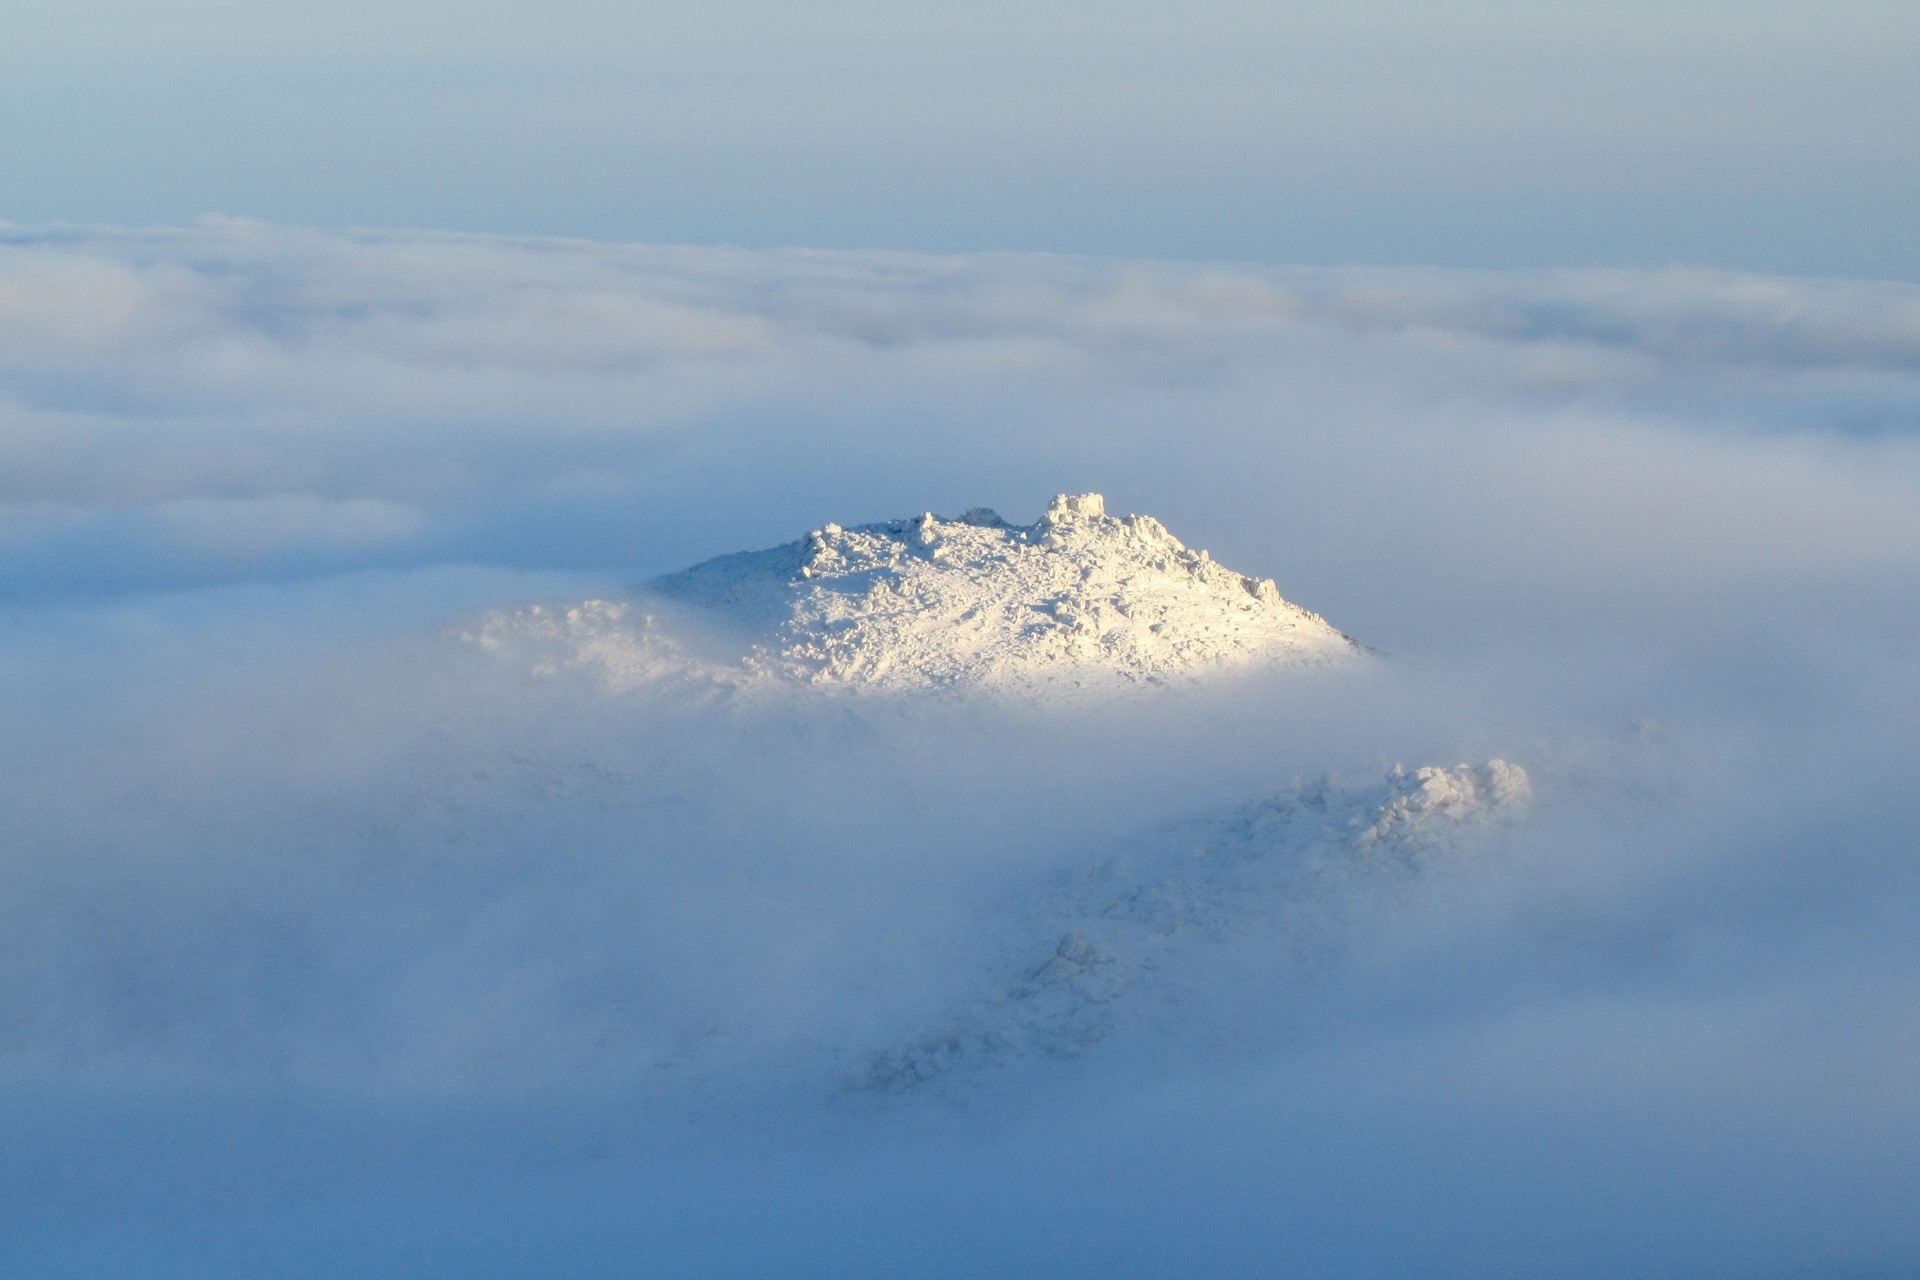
[477,495,1360,693]
[646,494,1359,689]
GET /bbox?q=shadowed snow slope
[480,494,1360,693]
[857,760,1531,1093]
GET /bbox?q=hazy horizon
[5,0,1918,278]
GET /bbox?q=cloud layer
[4,220,1919,627]
[3,222,1920,1277]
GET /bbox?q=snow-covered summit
[649,493,1357,689]
[475,494,1360,693]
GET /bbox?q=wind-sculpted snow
[857,761,1531,1093]
[477,493,1359,694]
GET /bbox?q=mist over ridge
[2,222,1919,1277]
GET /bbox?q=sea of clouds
[3,219,1919,1278]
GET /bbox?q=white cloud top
[2,219,1918,619]
[3,221,1920,1278]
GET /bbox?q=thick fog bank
[2,224,1919,1276]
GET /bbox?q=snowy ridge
[476,494,1359,693]
[855,760,1531,1092]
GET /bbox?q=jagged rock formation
[476,494,1360,693]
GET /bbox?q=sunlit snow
[478,493,1358,694]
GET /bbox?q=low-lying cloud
[3,220,1918,611]
[2,221,1919,1278]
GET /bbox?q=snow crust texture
[857,760,1531,1092]
[480,494,1359,694]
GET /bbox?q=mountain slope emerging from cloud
[858,760,1531,1093]
[480,493,1359,693]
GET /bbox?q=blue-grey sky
[4,0,1917,275]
